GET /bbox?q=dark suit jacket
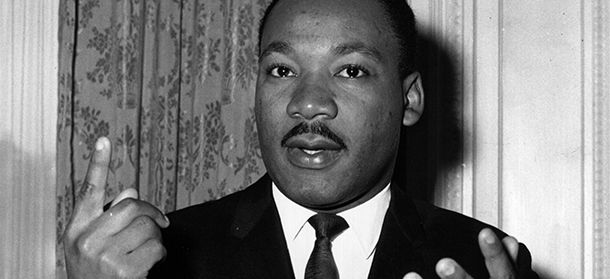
[149,174,538,278]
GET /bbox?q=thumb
[110,187,139,208]
[70,137,112,229]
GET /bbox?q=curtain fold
[56,0,269,277]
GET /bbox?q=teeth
[303,149,322,155]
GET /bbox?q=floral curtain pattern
[56,0,270,277]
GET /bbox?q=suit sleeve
[516,243,540,279]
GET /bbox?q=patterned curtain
[56,0,270,277]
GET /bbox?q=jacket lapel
[224,175,296,279]
[367,183,429,279]
[220,177,433,279]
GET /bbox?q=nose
[286,76,338,121]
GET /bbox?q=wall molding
[592,0,609,278]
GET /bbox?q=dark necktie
[304,213,349,279]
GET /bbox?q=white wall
[409,0,610,278]
[0,0,59,278]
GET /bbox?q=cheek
[256,84,290,125]
[360,103,402,150]
[342,93,402,143]
[255,93,283,134]
[370,100,402,128]
[255,103,291,166]
[255,104,276,153]
[256,113,278,146]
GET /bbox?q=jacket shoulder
[410,199,538,279]
[149,175,272,278]
[412,199,508,239]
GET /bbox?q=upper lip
[283,134,344,151]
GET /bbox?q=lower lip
[286,148,343,169]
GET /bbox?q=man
[63,0,539,278]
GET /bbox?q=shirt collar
[272,182,392,258]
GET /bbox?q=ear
[402,71,425,126]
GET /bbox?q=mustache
[280,122,347,149]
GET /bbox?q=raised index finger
[71,137,112,227]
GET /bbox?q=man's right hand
[63,137,170,279]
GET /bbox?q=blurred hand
[63,137,170,279]
[403,228,520,279]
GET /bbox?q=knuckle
[151,239,167,261]
[115,267,134,279]
[116,261,148,279]
[134,215,155,230]
[100,253,135,279]
[78,181,97,198]
[74,235,96,256]
[99,251,115,268]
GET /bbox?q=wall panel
[0,0,59,278]
[501,1,583,277]
[410,0,610,278]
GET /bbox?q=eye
[267,64,297,78]
[336,65,369,78]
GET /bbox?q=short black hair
[257,0,418,79]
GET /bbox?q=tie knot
[308,213,349,241]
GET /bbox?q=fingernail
[403,273,422,279]
[164,214,170,225]
[442,262,455,276]
[484,231,496,244]
[96,138,106,150]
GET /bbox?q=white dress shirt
[272,183,392,279]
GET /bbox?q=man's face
[256,0,409,212]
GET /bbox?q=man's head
[259,0,418,79]
[255,0,424,213]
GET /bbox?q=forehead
[260,0,398,55]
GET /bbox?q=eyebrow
[259,41,294,60]
[259,41,385,64]
[332,42,384,64]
